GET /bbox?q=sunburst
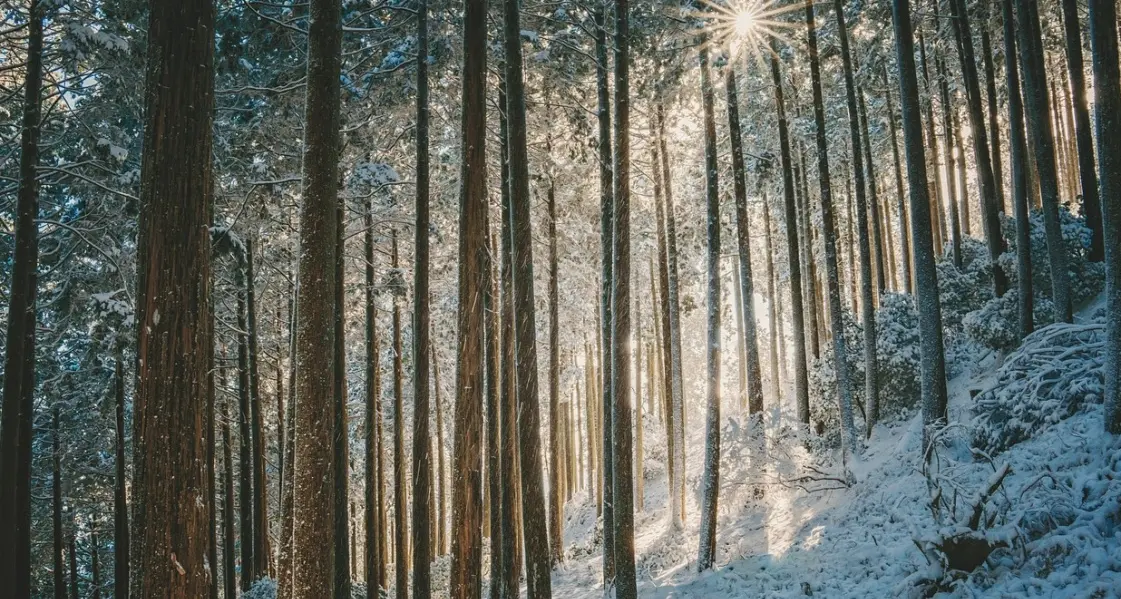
[690,0,803,71]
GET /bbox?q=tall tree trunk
[858,87,887,297]
[593,2,616,582]
[433,349,447,557]
[0,4,43,593]
[334,205,352,599]
[937,57,964,268]
[650,125,678,526]
[548,177,564,565]
[364,198,383,597]
[485,227,501,599]
[237,296,254,589]
[807,0,858,456]
[54,406,66,599]
[762,197,781,399]
[891,0,950,452]
[884,65,913,294]
[980,9,1007,215]
[279,285,299,599]
[245,239,271,580]
[770,44,811,426]
[294,0,342,593]
[208,309,219,599]
[696,44,722,573]
[1087,0,1121,433]
[221,366,237,599]
[113,353,129,599]
[92,529,101,599]
[449,1,487,592]
[68,532,79,599]
[727,63,764,421]
[391,233,409,599]
[657,103,686,527]
[504,0,554,593]
[610,0,636,594]
[1061,0,1104,261]
[1016,0,1073,322]
[919,31,946,254]
[949,0,1009,296]
[131,0,215,595]
[1002,0,1034,341]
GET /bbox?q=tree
[0,3,44,593]
[411,0,433,594]
[333,205,351,599]
[547,171,564,565]
[503,0,553,593]
[365,198,383,596]
[697,42,722,573]
[392,232,408,599]
[833,0,877,443]
[1062,0,1104,262]
[884,65,913,295]
[890,0,949,452]
[806,0,857,456]
[1000,0,1034,342]
[293,0,342,594]
[246,238,271,581]
[131,0,216,594]
[53,406,65,599]
[726,63,764,419]
[448,0,486,594]
[1015,0,1072,323]
[610,0,637,595]
[114,352,129,599]
[1087,0,1121,433]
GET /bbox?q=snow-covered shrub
[937,238,993,331]
[241,578,278,599]
[962,289,1055,353]
[996,206,1105,308]
[972,320,1105,454]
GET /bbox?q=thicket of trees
[1,0,1120,597]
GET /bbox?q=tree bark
[114,353,129,599]
[697,44,722,573]
[294,0,342,593]
[334,205,351,599]
[391,233,409,599]
[54,406,66,599]
[937,57,963,268]
[980,9,1007,215]
[891,0,950,452]
[1061,0,1104,261]
[1001,0,1034,342]
[548,177,564,565]
[449,1,487,592]
[221,365,237,599]
[364,197,383,597]
[0,5,43,593]
[245,238,271,581]
[237,296,254,589]
[884,65,913,294]
[1016,0,1073,322]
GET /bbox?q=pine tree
[1062,0,1104,262]
[293,0,342,594]
[131,0,215,594]
[1002,0,1034,341]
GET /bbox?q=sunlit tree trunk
[980,7,1006,215]
[547,176,564,565]
[333,205,352,598]
[937,57,963,268]
[221,365,237,599]
[131,2,215,595]
[891,0,950,453]
[365,198,383,597]
[884,65,913,294]
[1061,0,1104,261]
[696,44,722,573]
[808,0,857,456]
[918,31,946,255]
[1001,0,1034,342]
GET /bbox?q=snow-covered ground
[551,350,1121,597]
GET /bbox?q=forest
[1,0,1120,597]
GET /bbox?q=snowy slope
[551,351,1121,597]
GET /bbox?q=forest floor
[550,309,1121,597]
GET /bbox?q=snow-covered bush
[937,238,993,332]
[996,206,1104,308]
[972,319,1105,454]
[962,289,1055,353]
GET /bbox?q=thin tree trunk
[763,196,781,399]
[68,531,79,599]
[221,365,237,599]
[1002,0,1034,342]
[885,65,914,294]
[808,0,858,456]
[54,406,66,599]
[485,227,501,599]
[237,296,254,590]
[1062,0,1104,261]
[245,238,271,581]
[433,349,446,557]
[334,205,352,599]
[412,0,433,593]
[937,57,963,268]
[919,31,946,254]
[365,197,383,597]
[1016,0,1073,322]
[208,309,219,599]
[92,529,101,599]
[980,10,1007,215]
[727,65,765,419]
[113,353,129,599]
[391,232,409,599]
[859,87,887,297]
[891,0,950,452]
[696,43,722,573]
[548,176,564,565]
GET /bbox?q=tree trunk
[448,1,487,592]
[294,0,342,593]
[858,86,886,297]
[980,10,1007,215]
[919,31,946,255]
[763,197,781,400]
[890,0,950,452]
[245,238,271,581]
[949,0,1009,297]
[54,406,66,599]
[131,0,215,594]
[92,530,101,599]
[208,310,219,599]
[68,532,79,599]
[1016,0,1073,322]
[937,57,964,268]
[697,44,722,573]
[884,65,914,294]
[365,197,383,597]
[610,1,636,591]
[433,349,447,557]
[808,0,858,455]
[113,353,129,599]
[504,0,554,593]
[1061,0,1104,261]
[0,4,43,593]
[726,65,765,419]
[237,296,254,589]
[221,366,237,599]
[390,232,409,599]
[485,227,501,599]
[279,276,298,599]
[1087,0,1121,433]
[548,177,564,565]
[334,204,352,599]
[1001,0,1035,341]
